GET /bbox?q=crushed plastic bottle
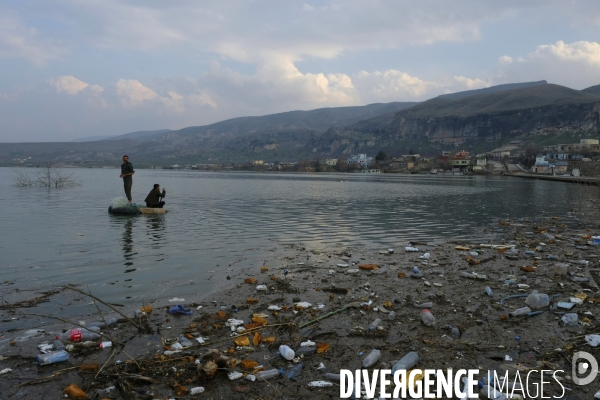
[391,352,419,376]
[414,302,433,308]
[362,349,381,368]
[413,266,419,273]
[484,286,494,297]
[368,318,382,330]
[560,313,579,327]
[53,339,65,351]
[57,327,101,343]
[325,372,341,380]
[256,369,281,380]
[420,309,435,326]
[285,363,303,380]
[36,350,70,365]
[508,307,531,318]
[450,326,461,339]
[179,336,194,348]
[525,293,550,309]
[388,311,396,320]
[420,253,430,260]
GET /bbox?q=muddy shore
[1,215,600,399]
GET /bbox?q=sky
[2,1,600,142]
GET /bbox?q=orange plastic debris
[271,275,277,280]
[253,332,262,346]
[383,301,393,308]
[358,264,378,270]
[216,311,227,319]
[520,266,535,273]
[251,317,268,326]
[247,298,259,304]
[261,267,269,272]
[140,306,153,313]
[244,278,257,284]
[398,272,406,278]
[240,359,259,370]
[455,246,470,251]
[78,363,98,372]
[497,248,506,253]
[262,336,276,344]
[316,343,330,353]
[244,323,262,330]
[234,336,250,346]
[63,383,88,399]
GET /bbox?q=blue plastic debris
[168,304,193,315]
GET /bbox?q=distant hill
[71,129,171,143]
[582,84,600,97]
[401,84,600,117]
[3,82,600,165]
[438,80,547,100]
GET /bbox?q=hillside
[402,84,600,117]
[2,82,600,166]
[582,84,600,97]
[437,80,547,100]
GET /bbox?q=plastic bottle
[413,266,419,273]
[388,311,396,320]
[295,347,316,356]
[525,293,550,309]
[420,253,430,260]
[420,309,435,326]
[87,318,117,328]
[368,318,382,330]
[508,307,531,318]
[460,272,476,279]
[362,349,381,367]
[285,363,303,380]
[57,327,101,342]
[256,369,281,380]
[391,352,419,376]
[36,350,70,365]
[325,372,341,380]
[179,336,194,348]
[279,345,295,361]
[503,279,516,286]
[134,309,147,318]
[53,340,65,351]
[414,302,433,308]
[524,250,535,256]
[484,286,494,297]
[560,313,579,327]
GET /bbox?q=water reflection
[145,215,166,250]
[119,217,137,272]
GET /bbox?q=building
[472,158,487,171]
[347,154,372,168]
[489,145,517,158]
[252,160,264,165]
[388,159,414,170]
[362,169,381,173]
[543,138,600,153]
[323,158,338,166]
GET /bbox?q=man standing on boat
[120,155,135,203]
[145,184,166,208]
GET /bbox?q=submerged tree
[12,162,81,188]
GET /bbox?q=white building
[347,154,372,168]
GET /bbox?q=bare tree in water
[12,162,81,188]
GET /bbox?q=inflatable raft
[108,204,168,215]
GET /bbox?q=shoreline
[2,214,600,398]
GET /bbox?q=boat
[430,169,438,174]
[108,204,168,215]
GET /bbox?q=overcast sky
[2,1,600,142]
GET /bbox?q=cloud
[353,70,442,101]
[47,76,90,95]
[0,15,66,66]
[189,92,217,108]
[116,79,158,106]
[496,40,600,89]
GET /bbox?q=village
[152,138,600,177]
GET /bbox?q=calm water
[0,167,581,308]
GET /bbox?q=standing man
[120,155,135,203]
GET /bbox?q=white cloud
[160,91,185,114]
[189,92,217,108]
[47,76,90,95]
[496,40,600,89]
[0,15,66,66]
[353,70,442,102]
[452,76,489,90]
[116,79,158,106]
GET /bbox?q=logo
[572,351,599,386]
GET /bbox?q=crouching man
[145,184,166,208]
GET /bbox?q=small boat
[108,204,168,215]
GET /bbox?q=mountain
[582,84,600,97]
[2,82,599,166]
[437,80,547,100]
[71,129,171,143]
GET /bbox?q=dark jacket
[121,162,134,181]
[145,188,166,205]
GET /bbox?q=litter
[168,304,193,315]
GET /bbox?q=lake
[0,167,581,313]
